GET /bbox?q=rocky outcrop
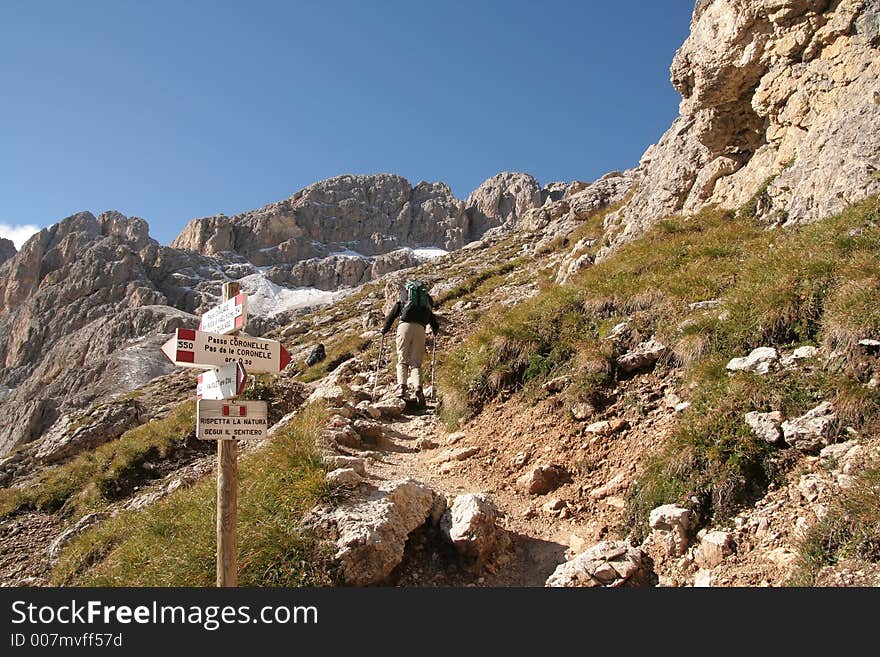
[173,174,469,262]
[465,172,543,234]
[306,478,441,586]
[0,238,15,265]
[546,540,655,587]
[602,0,880,248]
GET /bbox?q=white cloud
[0,223,41,249]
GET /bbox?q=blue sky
[0,1,695,247]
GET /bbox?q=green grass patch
[0,403,197,521]
[51,403,337,586]
[789,457,880,586]
[440,195,880,529]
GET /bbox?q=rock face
[173,174,470,262]
[306,478,440,586]
[602,0,880,248]
[546,540,654,587]
[0,238,15,265]
[0,211,198,455]
[465,172,543,234]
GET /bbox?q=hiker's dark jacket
[382,297,440,335]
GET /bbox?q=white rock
[616,337,668,373]
[696,531,733,568]
[441,493,500,564]
[726,347,779,375]
[323,456,366,476]
[546,540,652,587]
[327,468,363,487]
[781,401,836,452]
[306,478,439,586]
[744,410,784,444]
[373,397,406,419]
[648,504,692,557]
[693,569,712,587]
[781,345,820,367]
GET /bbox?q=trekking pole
[430,334,437,401]
[371,333,385,402]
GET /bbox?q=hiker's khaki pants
[396,322,426,389]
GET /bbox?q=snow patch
[410,247,448,259]
[0,385,12,402]
[238,274,345,317]
[329,249,367,259]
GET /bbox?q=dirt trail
[345,394,572,586]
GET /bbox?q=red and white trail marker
[160,328,291,373]
[197,399,268,441]
[199,293,248,335]
[197,362,248,401]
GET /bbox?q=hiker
[381,279,440,406]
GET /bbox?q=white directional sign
[197,399,268,441]
[197,362,248,400]
[160,328,292,373]
[199,293,248,335]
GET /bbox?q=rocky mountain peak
[465,172,543,234]
[0,238,15,265]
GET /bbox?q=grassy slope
[439,195,880,540]
[0,403,198,521]
[52,403,336,586]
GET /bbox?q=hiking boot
[414,388,426,408]
[396,384,408,399]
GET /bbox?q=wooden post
[217,281,240,587]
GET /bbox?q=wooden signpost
[159,281,289,587]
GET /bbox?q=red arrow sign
[160,328,291,374]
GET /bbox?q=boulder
[327,468,363,487]
[726,347,779,375]
[323,455,366,476]
[780,345,820,367]
[648,504,692,557]
[546,541,654,587]
[306,478,440,586]
[781,401,837,452]
[696,531,733,568]
[616,337,668,373]
[583,418,628,436]
[353,419,383,443]
[373,397,406,419]
[516,464,567,495]
[744,410,784,444]
[440,493,500,565]
[430,446,479,465]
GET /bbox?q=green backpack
[402,280,431,313]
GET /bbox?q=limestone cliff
[603,0,880,247]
